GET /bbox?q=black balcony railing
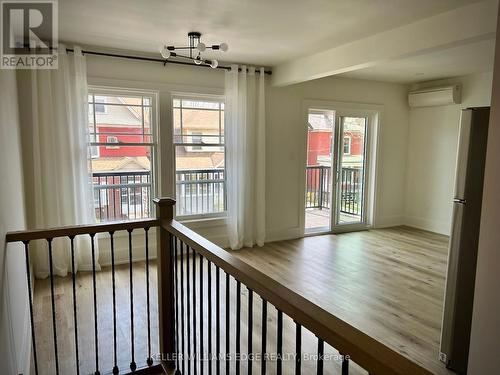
[305,166,332,210]
[339,167,363,217]
[175,168,226,216]
[305,165,362,216]
[93,168,227,222]
[93,170,151,222]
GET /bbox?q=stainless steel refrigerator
[440,107,490,375]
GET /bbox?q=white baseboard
[404,215,451,235]
[373,214,405,228]
[266,226,303,243]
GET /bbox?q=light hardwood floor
[33,226,451,375]
[234,226,452,375]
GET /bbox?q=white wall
[404,72,493,235]
[0,71,30,374]
[467,8,500,371]
[85,55,411,247]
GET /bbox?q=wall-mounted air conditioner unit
[408,85,461,108]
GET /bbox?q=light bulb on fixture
[197,42,206,52]
[210,59,219,69]
[160,45,170,59]
[219,42,228,52]
[194,55,203,65]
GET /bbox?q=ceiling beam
[272,0,498,87]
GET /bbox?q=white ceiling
[339,38,496,83]
[59,0,481,67]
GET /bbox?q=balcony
[93,169,226,222]
[305,165,363,229]
[175,168,226,217]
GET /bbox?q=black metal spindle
[109,231,119,374]
[342,354,349,375]
[247,289,253,375]
[216,266,221,375]
[23,241,39,375]
[276,310,283,375]
[187,244,191,375]
[261,299,267,375]
[146,228,154,367]
[200,254,204,375]
[193,247,197,375]
[208,260,213,375]
[90,234,100,375]
[317,338,324,375]
[236,281,241,375]
[225,273,230,375]
[128,229,136,371]
[69,236,80,375]
[173,237,181,374]
[47,238,60,375]
[295,323,301,375]
[181,241,186,375]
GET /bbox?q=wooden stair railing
[5,197,436,375]
[6,218,164,375]
[154,198,435,375]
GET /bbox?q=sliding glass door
[334,115,368,226]
[304,108,370,233]
[304,109,334,231]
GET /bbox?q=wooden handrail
[163,217,434,375]
[5,218,159,242]
[4,196,435,375]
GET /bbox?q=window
[343,136,351,155]
[106,135,120,149]
[173,95,225,218]
[95,97,106,113]
[191,132,203,150]
[88,96,107,114]
[88,89,156,222]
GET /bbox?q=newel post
[153,197,176,367]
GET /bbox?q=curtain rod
[65,48,272,75]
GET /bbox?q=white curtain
[225,65,266,249]
[25,45,96,278]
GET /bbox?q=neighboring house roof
[308,113,365,133]
[308,113,334,130]
[92,156,150,172]
[94,96,146,127]
[92,153,224,173]
[176,152,225,170]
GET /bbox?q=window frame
[172,93,227,221]
[88,86,159,222]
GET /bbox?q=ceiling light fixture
[160,32,228,69]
